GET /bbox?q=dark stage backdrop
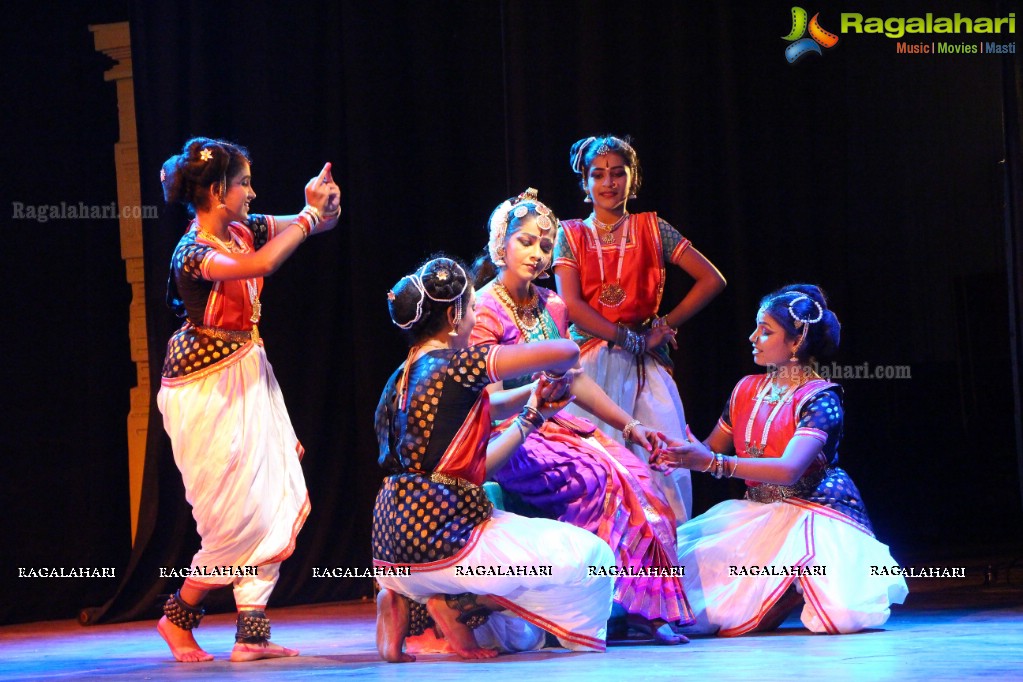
[3,0,1021,625]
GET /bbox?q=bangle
[727,456,739,478]
[613,324,627,348]
[297,204,321,237]
[542,370,565,381]
[519,405,545,430]
[713,452,725,479]
[513,417,533,441]
[622,419,641,444]
[701,454,716,473]
[304,204,322,223]
[292,215,312,240]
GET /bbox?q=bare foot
[157,616,214,662]
[376,589,416,663]
[626,615,688,645]
[406,627,455,654]
[426,596,498,659]
[230,640,299,662]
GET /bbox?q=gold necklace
[195,223,262,323]
[493,280,547,338]
[197,228,235,252]
[584,219,629,308]
[591,212,629,245]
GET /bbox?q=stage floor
[2,581,1022,681]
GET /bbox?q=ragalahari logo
[783,7,839,63]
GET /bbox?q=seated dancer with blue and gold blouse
[372,255,614,662]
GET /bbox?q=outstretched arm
[654,426,821,485]
[204,163,339,281]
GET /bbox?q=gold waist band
[428,471,478,490]
[191,324,259,344]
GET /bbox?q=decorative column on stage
[90,21,148,546]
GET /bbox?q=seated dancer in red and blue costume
[469,190,694,645]
[652,285,908,635]
[373,255,614,662]
[156,137,340,662]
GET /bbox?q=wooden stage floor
[2,580,1022,680]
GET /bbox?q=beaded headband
[388,258,469,330]
[487,188,557,267]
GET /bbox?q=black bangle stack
[614,324,647,356]
[519,405,546,430]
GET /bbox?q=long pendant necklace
[591,211,629,245]
[743,375,799,457]
[196,223,261,323]
[586,217,629,308]
[493,280,547,338]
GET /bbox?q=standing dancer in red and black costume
[156,137,340,662]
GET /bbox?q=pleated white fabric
[377,510,614,652]
[677,499,908,636]
[158,343,310,596]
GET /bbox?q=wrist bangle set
[293,204,322,240]
[511,404,546,443]
[708,453,739,479]
[519,405,545,430]
[621,419,642,444]
[614,324,647,356]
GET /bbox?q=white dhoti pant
[677,498,908,636]
[377,510,615,652]
[158,342,310,609]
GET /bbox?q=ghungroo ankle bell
[444,592,490,630]
[235,610,271,644]
[163,591,205,630]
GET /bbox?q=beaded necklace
[584,216,629,308]
[743,375,799,457]
[493,280,549,339]
[591,211,629,245]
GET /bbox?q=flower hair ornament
[388,258,469,332]
[785,293,825,359]
[487,188,557,268]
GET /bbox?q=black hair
[569,134,643,199]
[759,284,841,362]
[161,137,251,214]
[387,254,472,345]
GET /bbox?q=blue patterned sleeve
[247,214,275,250]
[796,388,844,462]
[375,370,401,471]
[173,241,215,282]
[553,224,577,267]
[658,217,691,265]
